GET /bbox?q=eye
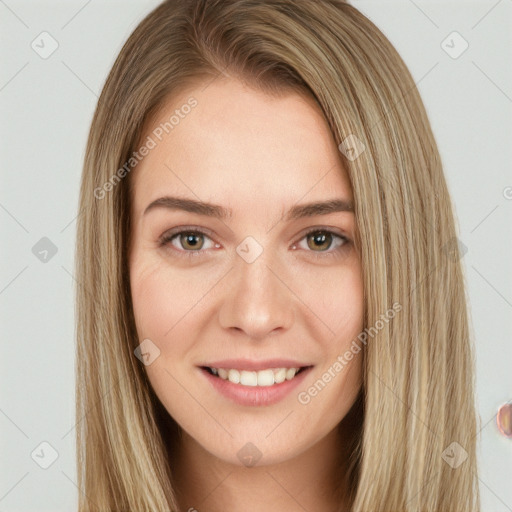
[158,227,219,258]
[292,228,350,259]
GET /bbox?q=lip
[199,358,311,371]
[199,365,314,407]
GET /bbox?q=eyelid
[296,225,349,243]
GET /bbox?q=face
[128,77,364,467]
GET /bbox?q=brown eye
[306,231,333,251]
[159,228,217,256]
[292,228,350,260]
[179,232,205,250]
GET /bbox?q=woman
[75,0,481,510]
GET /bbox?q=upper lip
[200,359,313,371]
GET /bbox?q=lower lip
[200,367,313,407]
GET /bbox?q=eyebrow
[143,195,354,220]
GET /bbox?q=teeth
[209,367,302,386]
[285,368,297,381]
[240,371,258,386]
[257,369,274,386]
[274,368,287,384]
[228,369,240,384]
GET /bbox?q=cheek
[129,259,203,411]
[299,259,364,341]
[130,264,174,340]
[130,256,209,342]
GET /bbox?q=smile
[203,366,310,387]
[199,362,314,407]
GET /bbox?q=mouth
[201,365,313,387]
[199,359,314,406]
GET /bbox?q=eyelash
[158,226,350,261]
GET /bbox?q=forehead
[130,77,352,215]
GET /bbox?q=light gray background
[1,1,511,510]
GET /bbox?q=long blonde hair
[75,0,481,510]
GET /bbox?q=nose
[217,249,295,340]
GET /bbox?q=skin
[128,76,364,512]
